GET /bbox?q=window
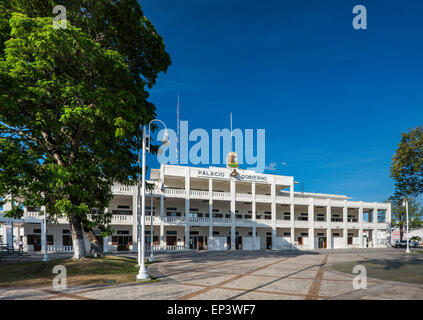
[212,209,219,213]
[284,213,291,221]
[166,231,177,235]
[225,214,231,218]
[63,229,71,234]
[284,232,291,237]
[317,213,325,221]
[266,232,272,236]
[166,211,181,217]
[212,231,220,235]
[317,233,325,237]
[333,233,340,237]
[301,232,308,236]
[47,235,54,245]
[214,213,223,218]
[117,230,129,234]
[189,208,199,212]
[112,210,132,215]
[33,229,41,233]
[117,205,130,209]
[63,235,72,246]
[189,231,199,235]
[245,215,252,219]
[235,214,242,219]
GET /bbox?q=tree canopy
[391,126,423,197]
[0,0,171,258]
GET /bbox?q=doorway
[117,236,130,251]
[189,236,198,250]
[318,237,327,249]
[266,236,272,249]
[166,236,177,246]
[235,236,243,250]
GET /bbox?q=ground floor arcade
[1,221,389,253]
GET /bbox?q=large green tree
[0,1,170,259]
[391,126,423,197]
[388,195,423,241]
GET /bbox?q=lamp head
[161,128,170,146]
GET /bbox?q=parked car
[393,240,418,248]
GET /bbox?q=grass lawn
[0,255,156,288]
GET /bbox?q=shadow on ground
[332,255,423,285]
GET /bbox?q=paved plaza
[1,248,423,300]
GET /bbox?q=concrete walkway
[1,248,423,300]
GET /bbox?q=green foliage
[388,195,423,237]
[390,126,423,196]
[0,1,170,240]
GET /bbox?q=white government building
[0,164,391,253]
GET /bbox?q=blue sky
[140,0,423,203]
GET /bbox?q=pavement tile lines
[304,254,329,300]
[175,257,290,300]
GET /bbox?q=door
[166,236,177,246]
[298,237,303,245]
[118,236,129,251]
[235,236,242,250]
[318,237,327,249]
[198,236,204,250]
[348,236,353,245]
[189,236,198,250]
[266,236,272,249]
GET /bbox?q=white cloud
[265,162,277,171]
[280,162,288,166]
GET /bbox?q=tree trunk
[400,229,403,241]
[84,227,103,258]
[70,215,86,259]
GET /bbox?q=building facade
[0,164,391,253]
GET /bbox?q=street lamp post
[148,189,155,263]
[136,125,149,280]
[403,198,410,254]
[136,119,168,281]
[42,206,49,262]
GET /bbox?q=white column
[252,183,257,250]
[5,221,13,249]
[252,225,256,250]
[230,179,236,250]
[209,179,213,246]
[372,206,377,248]
[184,224,190,250]
[160,194,165,249]
[359,202,364,248]
[343,200,348,248]
[271,179,277,250]
[308,198,315,249]
[132,187,138,252]
[290,184,295,247]
[185,168,190,250]
[326,200,332,249]
[386,205,392,246]
[252,183,256,221]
